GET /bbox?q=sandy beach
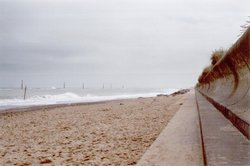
[0,92,187,165]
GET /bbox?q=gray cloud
[0,0,249,88]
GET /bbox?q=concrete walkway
[137,91,204,166]
[137,90,250,166]
[196,91,250,166]
[198,90,250,139]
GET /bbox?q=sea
[0,87,179,111]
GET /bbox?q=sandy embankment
[0,93,187,165]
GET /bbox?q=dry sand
[0,93,187,166]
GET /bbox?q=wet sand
[0,93,187,165]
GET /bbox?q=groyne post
[21,80,24,89]
[23,85,27,100]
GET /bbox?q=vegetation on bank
[197,20,249,85]
[210,49,226,65]
[198,49,226,84]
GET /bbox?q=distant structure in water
[21,80,24,89]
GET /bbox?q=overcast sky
[0,0,249,88]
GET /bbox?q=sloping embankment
[197,27,250,139]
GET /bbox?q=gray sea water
[0,87,178,111]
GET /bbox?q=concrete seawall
[197,27,250,139]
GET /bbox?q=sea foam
[0,90,177,110]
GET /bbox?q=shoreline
[0,96,164,114]
[0,100,113,114]
[0,89,190,114]
[0,92,188,165]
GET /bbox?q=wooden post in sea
[23,85,27,100]
[63,82,66,89]
[21,80,24,89]
[82,82,85,89]
[110,83,112,89]
[102,83,104,89]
